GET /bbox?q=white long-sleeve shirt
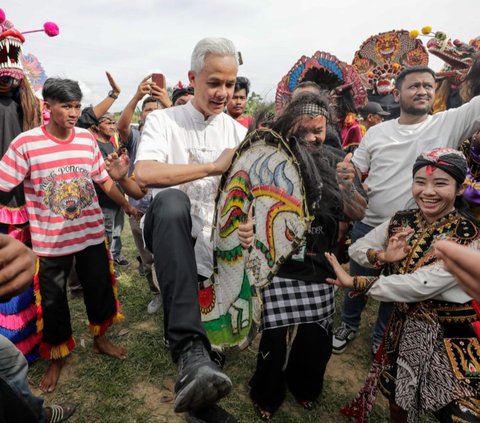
[349,219,472,304]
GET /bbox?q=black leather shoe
[174,340,232,413]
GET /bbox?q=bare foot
[39,358,65,393]
[93,334,127,359]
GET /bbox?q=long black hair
[270,92,345,216]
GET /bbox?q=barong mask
[0,8,59,91]
[352,30,429,96]
[424,28,480,84]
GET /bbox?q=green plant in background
[245,92,275,118]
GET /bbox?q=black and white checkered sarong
[260,276,335,331]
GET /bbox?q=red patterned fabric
[340,341,385,422]
[473,300,480,340]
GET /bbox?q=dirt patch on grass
[132,379,184,423]
[129,319,159,333]
[325,352,368,394]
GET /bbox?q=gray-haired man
[135,38,247,421]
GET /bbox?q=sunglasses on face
[0,76,20,88]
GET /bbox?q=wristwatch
[108,90,119,100]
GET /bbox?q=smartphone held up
[151,73,165,89]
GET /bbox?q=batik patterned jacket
[347,209,480,422]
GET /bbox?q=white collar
[186,100,221,125]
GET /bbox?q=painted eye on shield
[285,221,295,241]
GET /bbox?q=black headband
[299,103,328,119]
[412,148,467,184]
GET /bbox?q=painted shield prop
[200,129,311,352]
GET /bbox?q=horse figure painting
[199,129,311,352]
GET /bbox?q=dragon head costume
[0,7,58,135]
[0,10,24,83]
[420,28,480,112]
[426,30,480,85]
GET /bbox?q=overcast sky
[4,0,479,111]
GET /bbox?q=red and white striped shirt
[0,126,109,256]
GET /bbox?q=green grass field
[27,221,435,422]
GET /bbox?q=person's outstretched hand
[135,74,152,100]
[325,252,354,288]
[435,240,480,302]
[0,235,36,299]
[150,83,173,108]
[383,228,414,263]
[124,204,142,222]
[105,152,130,181]
[336,153,355,188]
[106,71,121,96]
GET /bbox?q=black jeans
[39,241,117,347]
[143,189,210,362]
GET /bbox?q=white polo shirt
[136,101,247,277]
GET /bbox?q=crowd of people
[1,21,480,423]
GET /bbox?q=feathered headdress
[275,51,367,113]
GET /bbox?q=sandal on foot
[44,403,76,423]
[252,400,273,421]
[297,399,315,410]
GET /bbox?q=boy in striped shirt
[0,78,135,393]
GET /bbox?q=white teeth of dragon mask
[0,23,24,81]
[426,29,480,84]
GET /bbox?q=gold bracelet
[366,248,384,268]
[353,276,377,294]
